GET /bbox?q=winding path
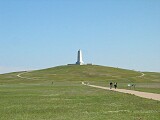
[138,72,145,77]
[82,82,160,101]
[17,71,35,80]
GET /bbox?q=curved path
[138,72,145,77]
[82,82,160,101]
[17,71,35,80]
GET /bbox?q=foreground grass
[0,82,160,120]
[0,65,160,120]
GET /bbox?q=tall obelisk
[76,49,84,65]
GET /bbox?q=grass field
[0,65,160,120]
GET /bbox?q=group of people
[109,82,117,89]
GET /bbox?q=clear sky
[0,0,160,73]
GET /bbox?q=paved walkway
[82,82,160,101]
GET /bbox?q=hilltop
[18,65,141,81]
[1,65,160,85]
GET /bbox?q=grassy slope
[0,65,160,120]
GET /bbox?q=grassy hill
[1,65,159,93]
[16,65,142,82]
[0,65,160,120]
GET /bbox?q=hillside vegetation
[0,65,160,120]
[18,65,142,81]
[0,65,159,93]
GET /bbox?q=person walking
[114,82,117,89]
[109,82,113,89]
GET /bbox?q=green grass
[0,65,160,120]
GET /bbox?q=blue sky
[0,0,160,73]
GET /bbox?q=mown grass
[0,65,160,120]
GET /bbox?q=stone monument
[76,49,84,65]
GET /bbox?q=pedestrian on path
[114,82,117,89]
[109,82,113,89]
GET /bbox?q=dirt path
[17,71,35,80]
[138,72,145,77]
[82,82,160,101]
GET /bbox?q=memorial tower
[76,49,84,65]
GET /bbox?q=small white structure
[76,49,84,65]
